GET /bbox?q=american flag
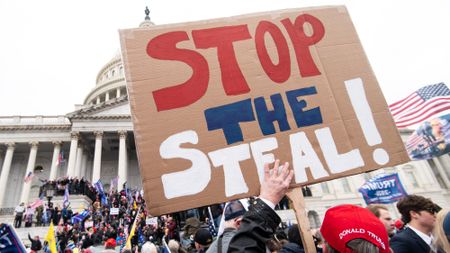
[63,186,70,207]
[56,150,65,167]
[29,199,44,210]
[23,171,33,183]
[389,82,450,128]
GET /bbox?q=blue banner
[71,210,90,224]
[0,223,27,253]
[358,173,407,205]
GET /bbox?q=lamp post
[46,185,54,208]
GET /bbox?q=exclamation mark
[345,78,389,165]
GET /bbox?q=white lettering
[289,131,329,183]
[250,137,278,184]
[315,127,364,173]
[160,130,211,199]
[209,144,250,197]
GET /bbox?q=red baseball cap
[320,204,390,253]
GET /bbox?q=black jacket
[28,234,42,251]
[390,227,430,253]
[227,199,280,253]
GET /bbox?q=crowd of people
[14,160,450,253]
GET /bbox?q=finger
[279,162,290,180]
[263,162,271,180]
[284,168,294,185]
[272,159,280,177]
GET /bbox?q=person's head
[20,202,24,206]
[432,209,450,253]
[367,204,395,236]
[287,224,303,247]
[104,238,116,249]
[141,242,158,253]
[320,204,390,253]
[223,200,246,229]
[194,228,213,250]
[396,195,439,233]
[183,217,201,237]
[168,239,180,253]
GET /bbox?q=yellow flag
[125,208,140,249]
[45,222,57,253]
[133,200,137,210]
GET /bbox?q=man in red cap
[320,204,391,253]
[102,238,116,253]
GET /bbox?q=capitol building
[0,13,449,226]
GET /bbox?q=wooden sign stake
[286,187,317,253]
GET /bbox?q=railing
[0,207,15,215]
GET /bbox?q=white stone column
[49,141,62,181]
[0,143,15,207]
[20,142,39,204]
[92,131,103,183]
[67,132,79,177]
[74,144,83,178]
[432,157,450,189]
[116,88,121,98]
[96,97,101,104]
[118,131,128,191]
[80,151,87,179]
[105,92,110,101]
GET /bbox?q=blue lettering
[204,99,255,145]
[286,86,322,128]
[254,93,291,135]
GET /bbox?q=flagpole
[124,205,141,251]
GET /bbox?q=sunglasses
[421,207,438,214]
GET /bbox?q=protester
[390,195,440,253]
[168,239,185,253]
[320,204,390,253]
[14,202,25,228]
[193,228,213,253]
[141,241,158,253]
[367,204,395,237]
[206,200,246,253]
[102,238,116,253]
[279,224,304,253]
[28,233,43,253]
[432,208,450,253]
[227,160,294,252]
[180,217,201,251]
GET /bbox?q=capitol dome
[83,53,127,106]
[83,6,154,107]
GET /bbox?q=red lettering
[192,25,252,95]
[281,14,325,77]
[147,31,209,111]
[255,21,291,83]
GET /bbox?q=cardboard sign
[110,208,119,215]
[120,6,410,216]
[84,221,94,229]
[146,217,158,226]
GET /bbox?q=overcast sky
[0,0,449,116]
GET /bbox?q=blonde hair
[433,209,450,253]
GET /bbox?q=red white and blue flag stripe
[389,82,450,128]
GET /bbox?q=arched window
[111,70,115,77]
[308,211,321,229]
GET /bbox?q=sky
[0,0,449,116]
